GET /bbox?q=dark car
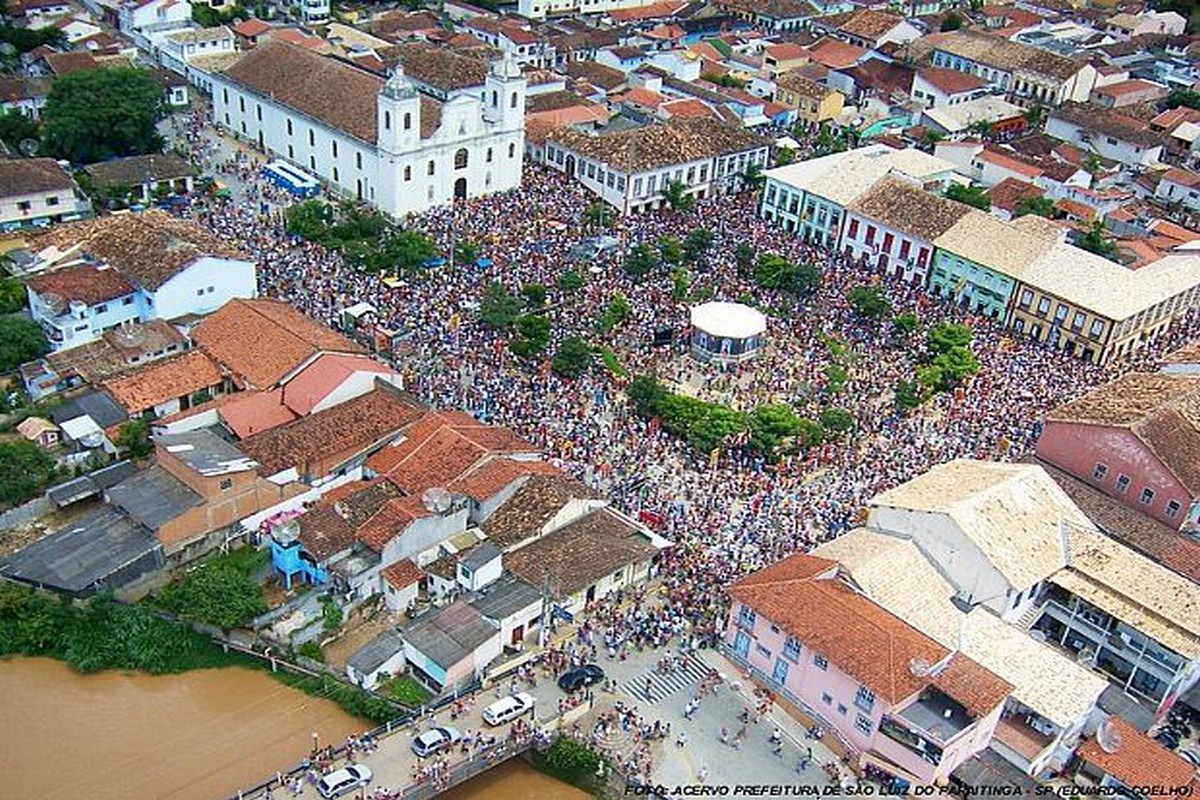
[558,664,605,693]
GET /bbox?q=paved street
[262,645,837,799]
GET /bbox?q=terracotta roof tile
[481,473,600,549]
[0,157,74,196]
[281,353,398,415]
[26,264,134,308]
[917,66,985,95]
[985,177,1043,212]
[382,41,490,93]
[239,385,423,478]
[102,351,223,414]
[193,298,363,389]
[297,505,355,560]
[220,40,382,143]
[382,558,425,590]
[357,495,432,551]
[32,210,246,292]
[218,388,299,438]
[807,37,866,69]
[730,553,1012,708]
[547,117,767,174]
[449,457,562,501]
[83,154,194,188]
[1078,716,1196,788]
[848,176,971,242]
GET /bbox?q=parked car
[411,725,462,758]
[557,664,605,693]
[317,764,372,798]
[483,692,536,726]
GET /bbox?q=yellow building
[1009,244,1200,364]
[774,71,844,125]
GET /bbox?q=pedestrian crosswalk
[621,656,714,705]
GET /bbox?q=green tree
[1166,88,1200,110]
[746,404,802,455]
[156,549,268,629]
[944,183,991,210]
[479,282,521,329]
[775,147,796,166]
[623,242,658,279]
[824,362,848,394]
[551,336,593,377]
[671,268,690,302]
[1075,220,1117,260]
[384,229,437,274]
[43,68,166,163]
[658,235,683,266]
[662,179,696,213]
[734,242,757,276]
[755,254,821,295]
[115,417,153,459]
[453,238,481,266]
[509,314,551,358]
[539,737,602,782]
[682,228,714,265]
[0,277,27,313]
[795,418,824,448]
[927,322,973,354]
[741,161,765,192]
[893,312,920,337]
[1014,195,1055,218]
[583,200,614,230]
[940,11,963,30]
[0,24,64,54]
[820,407,855,436]
[627,374,667,417]
[0,317,48,372]
[847,285,891,318]
[1023,104,1047,127]
[687,404,746,453]
[894,380,923,411]
[521,282,548,308]
[932,346,980,388]
[321,598,344,632]
[0,109,40,151]
[598,292,632,334]
[285,199,332,240]
[557,270,584,293]
[0,440,57,506]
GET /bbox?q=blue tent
[475,257,493,268]
[423,256,448,269]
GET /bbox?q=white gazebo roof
[690,302,767,340]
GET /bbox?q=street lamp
[312,731,320,755]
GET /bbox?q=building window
[837,703,848,716]
[855,715,873,735]
[404,165,411,181]
[331,140,338,158]
[756,644,771,658]
[738,606,756,628]
[1090,319,1105,338]
[220,478,233,490]
[287,145,294,159]
[404,112,412,130]
[426,160,436,176]
[1116,475,1131,493]
[332,167,339,182]
[239,97,245,112]
[356,152,362,170]
[1093,463,1108,480]
[287,119,294,136]
[1038,297,1051,315]
[46,196,59,207]
[96,304,108,313]
[813,653,828,670]
[511,91,518,108]
[487,147,493,163]
[855,686,875,712]
[783,637,801,661]
[256,104,262,121]
[509,143,516,159]
[821,693,833,705]
[1054,303,1068,322]
[769,623,780,634]
[1140,488,1155,505]
[1071,311,1086,331]
[384,111,391,131]
[1166,500,1181,518]
[122,297,133,306]
[455,148,468,169]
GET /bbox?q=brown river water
[0,657,588,800]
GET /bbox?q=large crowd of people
[173,107,1196,667]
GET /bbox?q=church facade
[210,40,526,218]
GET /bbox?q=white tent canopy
[690,302,767,340]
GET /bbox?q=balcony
[897,688,971,744]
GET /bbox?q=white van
[482,692,536,726]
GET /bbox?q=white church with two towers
[210,39,526,218]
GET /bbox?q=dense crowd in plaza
[169,112,1197,780]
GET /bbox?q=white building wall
[840,213,935,286]
[311,371,403,413]
[1044,116,1163,167]
[381,510,469,567]
[149,256,257,321]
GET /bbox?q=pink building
[726,553,1013,787]
[1036,372,1200,532]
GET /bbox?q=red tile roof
[356,495,432,551]
[730,553,1012,708]
[382,558,425,590]
[449,457,562,501]
[26,264,134,308]
[917,67,985,95]
[1078,716,1197,789]
[661,98,716,119]
[765,42,810,61]
[102,351,223,414]
[233,18,270,37]
[985,177,1043,212]
[807,37,866,69]
[218,388,299,438]
[193,298,363,389]
[281,353,398,415]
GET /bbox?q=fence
[225,677,483,800]
[0,495,52,532]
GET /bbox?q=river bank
[0,656,365,800]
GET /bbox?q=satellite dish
[422,487,452,514]
[19,138,40,157]
[1096,718,1122,754]
[908,657,932,678]
[272,519,300,544]
[110,323,145,348]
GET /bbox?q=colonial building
[928,30,1097,108]
[24,211,257,352]
[541,118,768,213]
[0,158,90,229]
[1045,103,1166,168]
[1036,373,1200,533]
[726,552,1013,787]
[210,40,525,218]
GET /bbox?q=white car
[317,763,372,798]
[482,692,536,726]
[411,725,462,758]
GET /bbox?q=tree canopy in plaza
[44,68,166,163]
